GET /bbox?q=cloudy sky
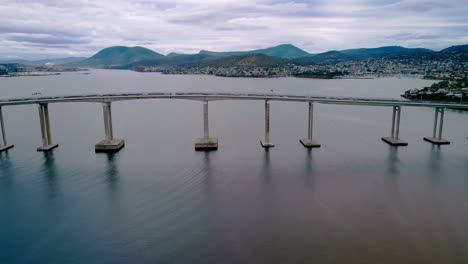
[1,0,467,59]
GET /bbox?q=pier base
[195,138,218,151]
[37,144,59,152]
[95,139,125,152]
[260,140,275,148]
[37,104,58,152]
[381,137,408,146]
[382,106,407,147]
[299,139,321,148]
[300,102,320,148]
[423,137,450,145]
[0,145,14,152]
[424,108,449,145]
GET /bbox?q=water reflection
[427,145,442,185]
[0,152,14,189]
[200,152,215,200]
[261,150,272,185]
[41,152,58,200]
[101,152,120,201]
[384,147,403,199]
[302,149,315,189]
[464,156,468,194]
[386,147,400,176]
[103,153,119,185]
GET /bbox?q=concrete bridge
[0,92,467,152]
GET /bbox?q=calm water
[1,70,468,264]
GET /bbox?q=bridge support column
[0,106,14,152]
[300,102,320,148]
[95,102,125,152]
[37,103,58,151]
[382,106,408,146]
[424,107,450,145]
[261,100,274,148]
[195,101,218,150]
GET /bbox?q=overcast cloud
[0,0,467,59]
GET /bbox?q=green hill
[124,54,215,70]
[340,46,434,59]
[70,46,164,68]
[199,44,311,59]
[201,54,288,67]
[293,46,437,65]
[440,45,468,53]
[63,44,468,70]
[293,51,354,65]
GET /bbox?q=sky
[0,0,467,59]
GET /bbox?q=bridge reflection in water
[0,92,467,153]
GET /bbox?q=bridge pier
[424,107,450,145]
[37,103,59,151]
[195,101,218,150]
[382,106,408,146]
[261,100,274,148]
[95,102,125,152]
[0,106,14,152]
[300,102,320,148]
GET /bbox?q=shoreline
[0,72,61,77]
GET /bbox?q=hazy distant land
[1,44,467,80]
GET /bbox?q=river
[1,70,467,264]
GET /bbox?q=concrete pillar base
[37,144,59,152]
[299,139,321,148]
[260,140,275,148]
[381,137,408,146]
[0,145,14,152]
[95,139,125,152]
[423,137,450,145]
[195,138,218,151]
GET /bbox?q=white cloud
[0,0,467,59]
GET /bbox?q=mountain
[34,57,87,65]
[340,46,434,59]
[292,46,436,65]
[440,45,468,53]
[200,54,288,67]
[293,51,354,65]
[390,49,468,63]
[70,46,164,68]
[125,54,215,70]
[256,44,311,58]
[0,57,86,65]
[0,59,33,64]
[166,52,189,57]
[56,43,468,69]
[199,44,311,59]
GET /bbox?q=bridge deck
[1,92,468,109]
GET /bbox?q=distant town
[0,63,83,77]
[402,77,468,101]
[157,56,467,80]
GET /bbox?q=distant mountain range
[440,44,468,53]
[4,43,467,69]
[0,57,86,65]
[200,54,287,67]
[199,44,311,59]
[340,46,433,59]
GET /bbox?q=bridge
[0,92,467,152]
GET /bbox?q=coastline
[0,72,61,77]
